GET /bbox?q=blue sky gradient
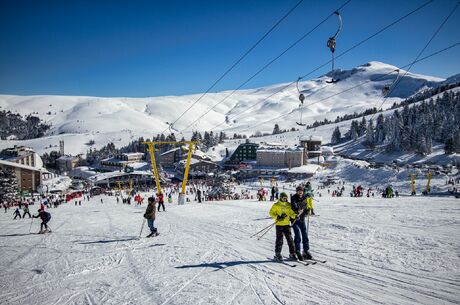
[0,0,459,97]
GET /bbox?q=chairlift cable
[180,0,353,133]
[234,42,460,133]
[212,0,434,132]
[160,0,307,135]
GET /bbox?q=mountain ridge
[0,61,454,156]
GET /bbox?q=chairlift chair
[382,69,400,97]
[326,11,342,84]
[296,77,307,126]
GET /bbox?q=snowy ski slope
[0,193,458,305]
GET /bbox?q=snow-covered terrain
[0,62,447,155]
[0,193,458,305]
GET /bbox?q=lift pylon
[143,141,198,204]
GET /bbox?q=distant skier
[157,192,165,212]
[269,192,297,261]
[13,207,22,219]
[144,197,158,237]
[33,208,52,233]
[167,193,173,204]
[196,189,202,203]
[291,186,312,261]
[22,204,31,218]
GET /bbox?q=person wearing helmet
[291,186,313,260]
[144,197,158,237]
[269,192,297,261]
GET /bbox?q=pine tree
[0,168,18,202]
[358,117,367,136]
[331,127,341,144]
[365,120,375,148]
[272,124,281,135]
[218,132,227,143]
[375,114,385,144]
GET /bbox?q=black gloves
[276,213,287,221]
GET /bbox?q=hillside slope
[0,61,447,155]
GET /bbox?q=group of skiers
[268,182,315,261]
[11,204,51,234]
[12,204,32,219]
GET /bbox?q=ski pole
[256,223,276,240]
[250,221,276,238]
[28,217,34,233]
[138,218,146,239]
[306,214,310,236]
[254,222,276,239]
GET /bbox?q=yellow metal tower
[143,141,198,204]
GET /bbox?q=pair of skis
[146,232,159,238]
[269,257,326,267]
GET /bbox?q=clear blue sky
[0,0,459,97]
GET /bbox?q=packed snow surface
[0,194,458,305]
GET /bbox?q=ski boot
[303,251,312,260]
[288,253,298,261]
[296,251,304,261]
[44,229,51,233]
[38,230,44,234]
[274,252,282,261]
[146,232,154,238]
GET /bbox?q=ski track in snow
[0,194,459,305]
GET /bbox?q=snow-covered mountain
[0,61,450,155]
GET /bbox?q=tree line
[332,90,460,155]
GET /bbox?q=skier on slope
[269,192,298,260]
[290,186,313,261]
[13,207,22,219]
[33,208,52,233]
[144,197,158,237]
[157,192,165,212]
[22,204,31,218]
[167,193,173,204]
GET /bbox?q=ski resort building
[57,155,82,173]
[0,146,43,168]
[159,147,184,167]
[256,147,303,168]
[230,143,259,161]
[176,158,220,178]
[99,152,145,171]
[300,136,323,159]
[0,159,48,193]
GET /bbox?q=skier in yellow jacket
[269,192,298,260]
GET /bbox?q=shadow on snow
[176,259,276,270]
[77,237,139,244]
